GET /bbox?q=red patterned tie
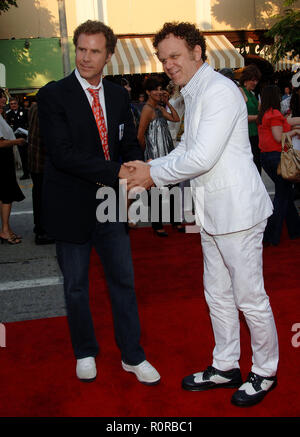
[87,88,110,160]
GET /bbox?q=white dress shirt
[75,68,108,128]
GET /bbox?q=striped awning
[205,34,245,70]
[275,55,300,72]
[258,47,300,72]
[103,35,244,75]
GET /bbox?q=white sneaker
[76,357,97,382]
[121,360,161,385]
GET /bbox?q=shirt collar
[75,68,103,91]
[181,62,209,98]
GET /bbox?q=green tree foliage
[265,0,300,63]
[0,0,18,14]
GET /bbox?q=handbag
[277,133,300,182]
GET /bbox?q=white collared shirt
[149,62,210,172]
[74,68,108,127]
[180,61,208,98]
[180,62,209,140]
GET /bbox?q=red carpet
[1,225,300,418]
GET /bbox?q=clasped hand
[118,160,154,191]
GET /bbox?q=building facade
[0,0,299,92]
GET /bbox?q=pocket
[205,177,237,192]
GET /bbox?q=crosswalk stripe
[0,276,63,291]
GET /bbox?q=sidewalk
[0,169,298,323]
[0,172,65,322]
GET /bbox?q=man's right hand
[118,164,135,180]
[15,138,26,146]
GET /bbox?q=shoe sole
[78,376,97,383]
[231,381,277,407]
[122,363,161,386]
[182,380,243,392]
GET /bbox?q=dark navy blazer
[37,71,143,243]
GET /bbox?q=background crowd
[1,63,300,247]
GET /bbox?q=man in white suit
[125,22,279,407]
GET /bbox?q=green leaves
[0,0,18,15]
[265,2,300,64]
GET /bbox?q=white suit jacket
[150,63,273,235]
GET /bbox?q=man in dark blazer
[37,20,160,385]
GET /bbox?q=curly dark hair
[153,22,207,62]
[73,20,117,55]
[0,88,7,118]
[239,64,262,86]
[143,76,163,92]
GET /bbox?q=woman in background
[137,77,180,236]
[239,64,262,174]
[289,83,300,150]
[0,88,25,244]
[289,82,300,198]
[166,81,185,147]
[257,85,300,246]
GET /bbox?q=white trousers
[200,219,279,377]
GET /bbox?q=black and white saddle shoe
[182,366,243,391]
[231,372,277,407]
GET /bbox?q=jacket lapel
[64,72,96,128]
[103,79,116,159]
[64,72,114,159]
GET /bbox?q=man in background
[27,100,54,245]
[6,97,30,180]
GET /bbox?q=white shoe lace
[138,360,153,371]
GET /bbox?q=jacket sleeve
[37,83,121,187]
